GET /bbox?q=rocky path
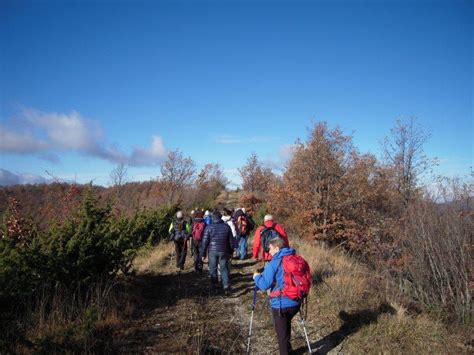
[113,244,339,354]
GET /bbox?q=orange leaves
[2,197,35,246]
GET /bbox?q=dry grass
[12,277,138,354]
[133,241,174,273]
[291,237,462,353]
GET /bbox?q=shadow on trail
[293,303,396,354]
[132,258,258,312]
[231,258,259,269]
[132,269,211,312]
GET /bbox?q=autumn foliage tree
[269,123,353,238]
[269,122,397,252]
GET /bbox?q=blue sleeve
[255,260,278,291]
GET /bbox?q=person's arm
[254,260,278,291]
[252,227,262,259]
[200,226,211,259]
[247,215,256,232]
[229,221,237,238]
[227,225,234,254]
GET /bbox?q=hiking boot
[223,287,231,297]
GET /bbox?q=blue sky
[1,0,472,187]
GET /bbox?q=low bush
[0,191,177,352]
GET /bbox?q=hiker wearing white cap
[252,214,289,262]
[168,210,191,270]
[204,210,212,225]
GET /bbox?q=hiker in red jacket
[252,214,289,262]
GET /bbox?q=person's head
[223,208,231,217]
[268,237,286,256]
[241,207,246,214]
[204,210,210,217]
[176,211,183,219]
[264,214,273,223]
[212,211,222,221]
[191,209,195,216]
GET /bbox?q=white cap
[264,214,273,222]
[242,208,246,214]
[176,211,183,218]
[191,210,195,215]
[204,210,210,216]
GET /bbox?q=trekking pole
[246,286,258,355]
[299,300,312,354]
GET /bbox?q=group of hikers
[168,208,311,355]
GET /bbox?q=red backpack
[270,254,312,301]
[237,215,248,235]
[192,221,205,241]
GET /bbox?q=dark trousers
[174,239,187,269]
[192,239,203,272]
[208,251,230,289]
[272,305,301,355]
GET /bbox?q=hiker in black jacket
[201,211,234,295]
[168,211,191,270]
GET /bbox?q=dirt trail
[114,244,339,354]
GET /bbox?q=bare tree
[383,117,432,207]
[193,163,229,207]
[238,152,275,194]
[110,163,128,187]
[196,163,229,190]
[159,149,195,204]
[401,179,473,323]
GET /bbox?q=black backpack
[173,219,188,241]
[246,214,256,232]
[260,223,281,253]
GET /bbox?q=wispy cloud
[215,134,274,144]
[129,135,166,166]
[279,143,298,163]
[0,168,50,186]
[261,144,299,172]
[0,124,48,153]
[1,108,167,167]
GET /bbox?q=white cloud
[0,124,48,153]
[0,168,49,186]
[129,135,167,166]
[1,108,167,167]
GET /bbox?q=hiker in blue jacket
[203,210,212,225]
[253,237,301,355]
[201,211,234,295]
